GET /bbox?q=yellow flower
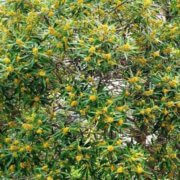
[119,43,132,51]
[103,53,111,60]
[101,24,109,32]
[5,138,11,143]
[56,42,63,48]
[87,76,94,83]
[13,140,19,145]
[140,109,145,115]
[161,97,166,102]
[66,85,73,92]
[20,162,26,169]
[152,51,160,57]
[76,154,83,162]
[162,76,170,82]
[25,145,32,152]
[162,108,168,115]
[69,93,75,98]
[48,26,57,36]
[144,108,152,115]
[54,1,60,9]
[46,50,53,56]
[102,107,108,113]
[9,145,18,151]
[128,77,139,83]
[34,96,40,102]
[115,106,123,112]
[80,109,86,115]
[135,85,142,90]
[64,23,71,31]
[167,124,174,131]
[163,88,169,94]
[14,78,20,85]
[42,165,48,171]
[22,123,33,130]
[43,142,50,148]
[32,47,38,56]
[144,89,153,96]
[79,39,84,45]
[84,56,91,62]
[38,119,42,125]
[77,0,83,4]
[153,105,159,110]
[107,145,114,152]
[62,127,69,135]
[71,100,78,107]
[6,65,14,73]
[3,57,11,64]
[169,153,177,159]
[117,166,124,173]
[8,121,16,128]
[106,99,113,105]
[16,39,24,46]
[117,118,123,126]
[36,129,43,134]
[89,46,96,54]
[116,139,122,145]
[41,7,49,13]
[19,147,25,152]
[125,90,130,96]
[136,57,147,65]
[168,80,178,88]
[48,11,54,17]
[97,140,106,146]
[38,69,46,77]
[88,38,94,42]
[143,0,152,7]
[176,102,180,108]
[166,101,174,108]
[89,95,97,101]
[47,176,53,180]
[12,153,17,158]
[9,164,15,172]
[135,165,144,174]
[16,55,21,62]
[163,47,172,54]
[116,105,128,112]
[26,24,32,31]
[106,116,114,123]
[166,66,171,72]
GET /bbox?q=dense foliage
[0,0,179,179]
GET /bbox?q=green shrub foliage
[0,0,179,179]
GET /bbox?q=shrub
[0,0,179,179]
